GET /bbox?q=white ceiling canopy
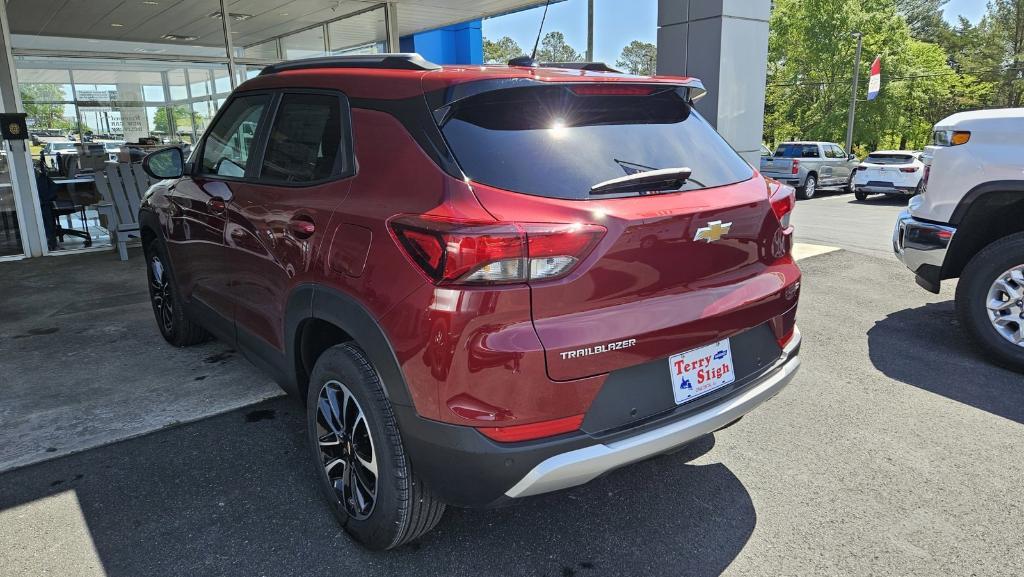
[7,0,554,51]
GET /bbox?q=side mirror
[848,153,857,161]
[142,146,184,180]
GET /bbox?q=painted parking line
[793,243,841,260]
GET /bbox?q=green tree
[483,36,525,64]
[153,105,201,134]
[616,40,657,75]
[984,0,1024,107]
[537,31,583,62]
[896,0,950,41]
[20,84,70,130]
[764,0,966,151]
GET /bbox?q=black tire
[855,189,868,201]
[306,343,445,550]
[797,174,817,200]
[144,239,208,347]
[954,232,1024,373]
[845,172,856,193]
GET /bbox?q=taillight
[922,164,931,192]
[478,414,584,442]
[768,181,796,229]
[569,85,657,96]
[856,164,867,171]
[390,215,606,286]
[900,167,919,173]
[791,159,800,175]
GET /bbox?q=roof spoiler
[507,57,621,73]
[259,53,441,75]
[432,77,707,125]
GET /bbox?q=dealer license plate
[668,339,736,405]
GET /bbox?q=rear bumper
[505,329,800,498]
[396,327,801,507]
[762,172,802,187]
[856,181,917,195]
[893,210,955,293]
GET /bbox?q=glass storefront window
[166,69,187,101]
[329,7,388,55]
[282,27,327,60]
[188,68,212,98]
[15,56,235,253]
[0,146,22,257]
[243,40,279,60]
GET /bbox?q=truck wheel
[955,232,1024,372]
[306,343,446,550]
[797,174,817,200]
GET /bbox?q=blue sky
[482,0,986,65]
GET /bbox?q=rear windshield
[774,144,820,158]
[439,85,753,200]
[866,153,914,164]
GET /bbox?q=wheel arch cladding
[944,185,1024,279]
[288,285,414,407]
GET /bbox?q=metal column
[385,3,400,53]
[0,0,46,257]
[219,0,238,88]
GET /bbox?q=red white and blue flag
[867,56,881,101]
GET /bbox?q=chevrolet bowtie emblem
[693,221,732,243]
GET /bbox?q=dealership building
[0,0,769,260]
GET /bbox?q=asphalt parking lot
[2,190,1023,577]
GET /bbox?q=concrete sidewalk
[0,249,282,473]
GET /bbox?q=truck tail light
[390,215,606,286]
[791,159,800,175]
[900,167,919,173]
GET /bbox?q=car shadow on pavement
[867,300,1024,424]
[0,398,756,577]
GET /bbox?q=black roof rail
[539,62,622,73]
[259,53,441,76]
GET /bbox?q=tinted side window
[200,95,269,178]
[804,145,821,158]
[260,93,346,183]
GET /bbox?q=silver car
[760,141,860,199]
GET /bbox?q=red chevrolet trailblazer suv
[139,54,802,550]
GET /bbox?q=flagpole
[845,31,863,155]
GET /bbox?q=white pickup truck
[893,108,1024,371]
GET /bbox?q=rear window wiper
[589,167,692,196]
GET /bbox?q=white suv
[894,108,1024,371]
[852,150,924,200]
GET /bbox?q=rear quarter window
[439,85,753,200]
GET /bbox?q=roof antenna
[530,0,552,60]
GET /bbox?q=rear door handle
[288,216,316,239]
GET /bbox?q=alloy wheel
[316,380,378,520]
[805,177,816,198]
[986,265,1024,347]
[149,256,174,335]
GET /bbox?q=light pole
[586,0,594,62]
[845,31,863,154]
